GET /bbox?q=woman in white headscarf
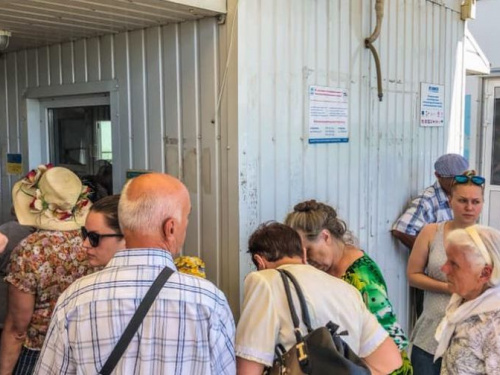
[435,224,500,375]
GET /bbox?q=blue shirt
[35,248,236,375]
[392,181,452,236]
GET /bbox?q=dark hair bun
[294,199,320,212]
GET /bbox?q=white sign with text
[308,86,349,143]
[420,83,444,127]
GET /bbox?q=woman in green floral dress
[286,200,412,375]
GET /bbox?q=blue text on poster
[308,86,349,144]
[420,83,445,127]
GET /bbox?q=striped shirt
[392,181,452,236]
[35,248,236,375]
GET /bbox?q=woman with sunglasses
[82,195,125,267]
[407,170,485,375]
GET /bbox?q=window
[491,89,500,185]
[49,105,111,175]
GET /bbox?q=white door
[482,79,500,230]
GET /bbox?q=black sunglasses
[453,175,485,186]
[81,226,123,247]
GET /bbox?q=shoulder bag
[264,269,371,375]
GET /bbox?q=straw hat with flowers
[12,164,92,231]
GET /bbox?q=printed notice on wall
[420,83,444,127]
[6,153,22,175]
[308,86,349,144]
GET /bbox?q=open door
[39,94,113,193]
[482,79,500,230]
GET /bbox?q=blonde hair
[285,200,357,245]
[450,169,485,196]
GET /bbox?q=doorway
[40,94,113,194]
[49,106,111,174]
[482,79,500,230]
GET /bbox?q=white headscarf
[434,286,500,360]
[434,225,500,360]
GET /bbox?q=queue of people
[0,155,499,375]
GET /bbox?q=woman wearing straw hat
[0,165,95,374]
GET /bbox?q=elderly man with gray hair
[35,173,236,374]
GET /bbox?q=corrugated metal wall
[0,15,241,312]
[238,0,465,333]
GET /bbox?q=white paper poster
[420,83,445,127]
[308,86,349,143]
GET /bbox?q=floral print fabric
[442,309,500,375]
[174,256,206,278]
[5,230,95,349]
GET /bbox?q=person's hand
[0,232,8,253]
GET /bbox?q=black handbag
[265,269,371,375]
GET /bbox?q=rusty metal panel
[238,0,466,333]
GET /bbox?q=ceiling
[0,0,226,52]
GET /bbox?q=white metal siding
[0,16,240,312]
[238,0,465,333]
[0,0,226,52]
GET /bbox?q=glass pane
[96,121,113,161]
[49,105,110,177]
[491,94,500,185]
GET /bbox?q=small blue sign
[6,153,23,175]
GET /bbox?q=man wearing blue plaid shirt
[391,154,468,318]
[35,173,236,374]
[392,153,469,250]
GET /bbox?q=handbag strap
[99,266,175,375]
[277,269,313,334]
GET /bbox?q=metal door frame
[25,80,121,193]
[480,77,500,228]
[40,94,110,174]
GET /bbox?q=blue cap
[434,154,469,177]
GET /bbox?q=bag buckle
[295,340,312,373]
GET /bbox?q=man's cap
[434,153,469,177]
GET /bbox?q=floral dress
[441,310,500,375]
[5,229,95,349]
[343,253,413,375]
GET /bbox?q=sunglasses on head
[453,175,485,186]
[81,226,123,247]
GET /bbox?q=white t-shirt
[235,264,388,366]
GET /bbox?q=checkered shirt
[392,181,453,236]
[35,248,236,375]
